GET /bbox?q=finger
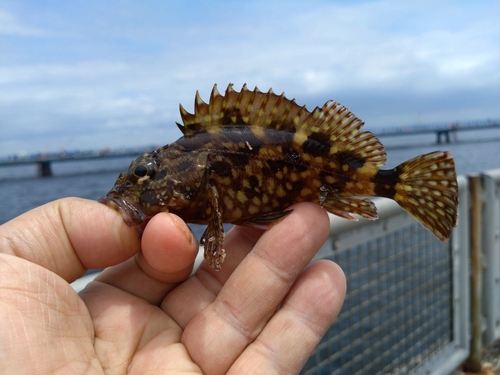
[181,202,331,374]
[229,260,346,374]
[161,224,264,326]
[95,212,199,305]
[0,197,140,282]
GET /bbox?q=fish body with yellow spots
[99,84,458,270]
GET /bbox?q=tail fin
[393,151,458,242]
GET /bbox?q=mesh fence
[302,222,453,375]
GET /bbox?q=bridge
[0,147,153,177]
[1,119,499,177]
[372,119,500,144]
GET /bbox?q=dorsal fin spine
[179,104,195,135]
[209,84,223,122]
[194,91,208,123]
[176,122,186,134]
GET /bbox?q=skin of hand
[0,197,346,375]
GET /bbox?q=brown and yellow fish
[99,84,458,270]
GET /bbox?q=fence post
[463,174,483,371]
[481,170,500,344]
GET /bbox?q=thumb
[0,197,141,282]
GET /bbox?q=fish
[99,84,459,271]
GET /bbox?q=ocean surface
[2,128,500,233]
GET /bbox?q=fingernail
[170,214,196,246]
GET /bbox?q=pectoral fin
[200,184,226,271]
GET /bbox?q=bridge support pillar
[436,130,450,144]
[37,161,52,177]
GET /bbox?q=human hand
[0,198,346,374]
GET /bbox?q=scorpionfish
[99,84,458,271]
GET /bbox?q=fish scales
[100,83,459,271]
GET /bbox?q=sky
[1,0,499,157]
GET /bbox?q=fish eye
[134,165,149,178]
[128,158,156,183]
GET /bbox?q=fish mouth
[98,191,149,233]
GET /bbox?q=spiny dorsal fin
[176,83,311,136]
[176,84,386,167]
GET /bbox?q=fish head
[99,151,177,234]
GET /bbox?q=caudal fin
[393,151,458,242]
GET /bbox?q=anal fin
[322,195,378,221]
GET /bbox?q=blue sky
[1,0,499,157]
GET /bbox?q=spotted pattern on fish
[99,84,459,270]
